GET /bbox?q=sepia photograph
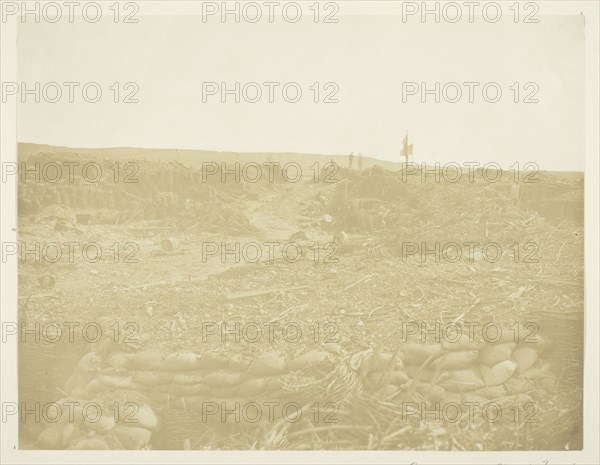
[0,1,598,464]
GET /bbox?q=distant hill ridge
[19,142,398,171]
[18,143,583,178]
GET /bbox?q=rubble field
[18,153,583,450]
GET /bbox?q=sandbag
[25,421,45,440]
[472,384,509,399]
[238,377,269,397]
[172,372,205,385]
[197,352,230,370]
[249,352,286,376]
[160,352,200,371]
[479,360,517,386]
[113,425,152,450]
[321,342,342,354]
[69,387,91,400]
[85,377,111,395]
[107,352,131,369]
[132,370,174,386]
[390,370,410,385]
[265,378,284,391]
[103,430,126,449]
[127,350,167,371]
[68,436,110,450]
[430,350,479,370]
[439,368,484,392]
[202,371,243,387]
[132,404,159,430]
[77,351,104,372]
[154,382,210,396]
[97,373,135,389]
[403,365,441,383]
[37,425,63,449]
[477,342,515,367]
[401,343,443,365]
[65,372,93,395]
[461,393,489,405]
[60,423,81,447]
[511,347,538,375]
[441,333,486,351]
[86,415,116,434]
[208,386,239,398]
[504,376,531,394]
[228,354,253,371]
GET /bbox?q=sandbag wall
[26,345,344,450]
[357,332,552,405]
[27,329,552,450]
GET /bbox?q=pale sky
[17,12,585,170]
